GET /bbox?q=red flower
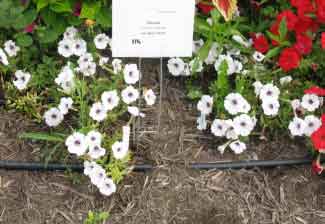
[311,126,325,152]
[197,2,214,14]
[304,86,325,96]
[294,34,312,55]
[294,16,318,34]
[73,1,82,17]
[316,0,325,24]
[253,34,269,53]
[322,32,325,49]
[278,48,301,72]
[24,22,36,33]
[312,158,323,175]
[276,10,298,31]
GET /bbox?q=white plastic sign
[112,0,195,58]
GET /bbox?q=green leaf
[15,33,33,47]
[194,17,211,37]
[36,0,50,11]
[265,46,282,59]
[50,0,72,13]
[266,30,280,43]
[80,1,101,20]
[197,40,212,62]
[40,7,57,25]
[37,27,60,43]
[67,15,82,26]
[96,7,112,27]
[279,18,287,41]
[216,60,229,98]
[20,132,65,142]
[13,8,37,30]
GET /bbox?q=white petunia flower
[101,90,119,111]
[224,93,251,115]
[99,177,116,196]
[262,99,280,116]
[89,102,108,122]
[65,132,88,156]
[288,117,306,136]
[214,54,236,75]
[99,57,109,67]
[86,131,102,147]
[58,38,74,58]
[123,64,140,84]
[279,76,292,85]
[44,107,64,127]
[94,33,111,50]
[197,113,207,130]
[0,48,9,65]
[121,86,139,104]
[112,141,128,160]
[189,59,203,73]
[72,39,87,56]
[193,39,204,54]
[88,145,106,160]
[259,83,280,100]
[63,26,78,40]
[197,95,213,115]
[232,35,250,47]
[55,66,75,93]
[233,114,255,137]
[4,40,20,57]
[13,70,31,90]
[84,161,99,176]
[58,97,73,115]
[78,62,96,77]
[211,119,230,137]
[233,60,243,74]
[112,59,122,74]
[89,165,106,187]
[205,42,219,65]
[301,94,320,112]
[78,53,94,66]
[167,58,185,76]
[144,89,156,106]
[304,115,322,137]
[252,51,265,62]
[253,81,263,96]
[229,140,247,154]
[128,106,145,117]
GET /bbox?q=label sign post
[112,0,195,135]
[112,0,195,58]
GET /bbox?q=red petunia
[197,2,214,15]
[316,0,325,24]
[294,34,312,55]
[311,126,325,152]
[322,32,325,49]
[278,47,301,72]
[276,10,298,31]
[304,86,325,96]
[253,34,269,53]
[294,16,318,34]
[24,22,36,33]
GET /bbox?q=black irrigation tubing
[0,158,318,173]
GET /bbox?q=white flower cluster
[197,93,256,154]
[54,63,75,93]
[288,94,323,137]
[44,97,73,127]
[254,82,281,117]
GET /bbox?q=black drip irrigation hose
[0,158,317,173]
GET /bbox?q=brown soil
[1,60,325,224]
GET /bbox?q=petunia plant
[2,26,157,196]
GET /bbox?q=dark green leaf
[20,132,65,142]
[50,0,72,13]
[80,1,101,20]
[13,8,38,30]
[96,7,112,28]
[15,33,33,47]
